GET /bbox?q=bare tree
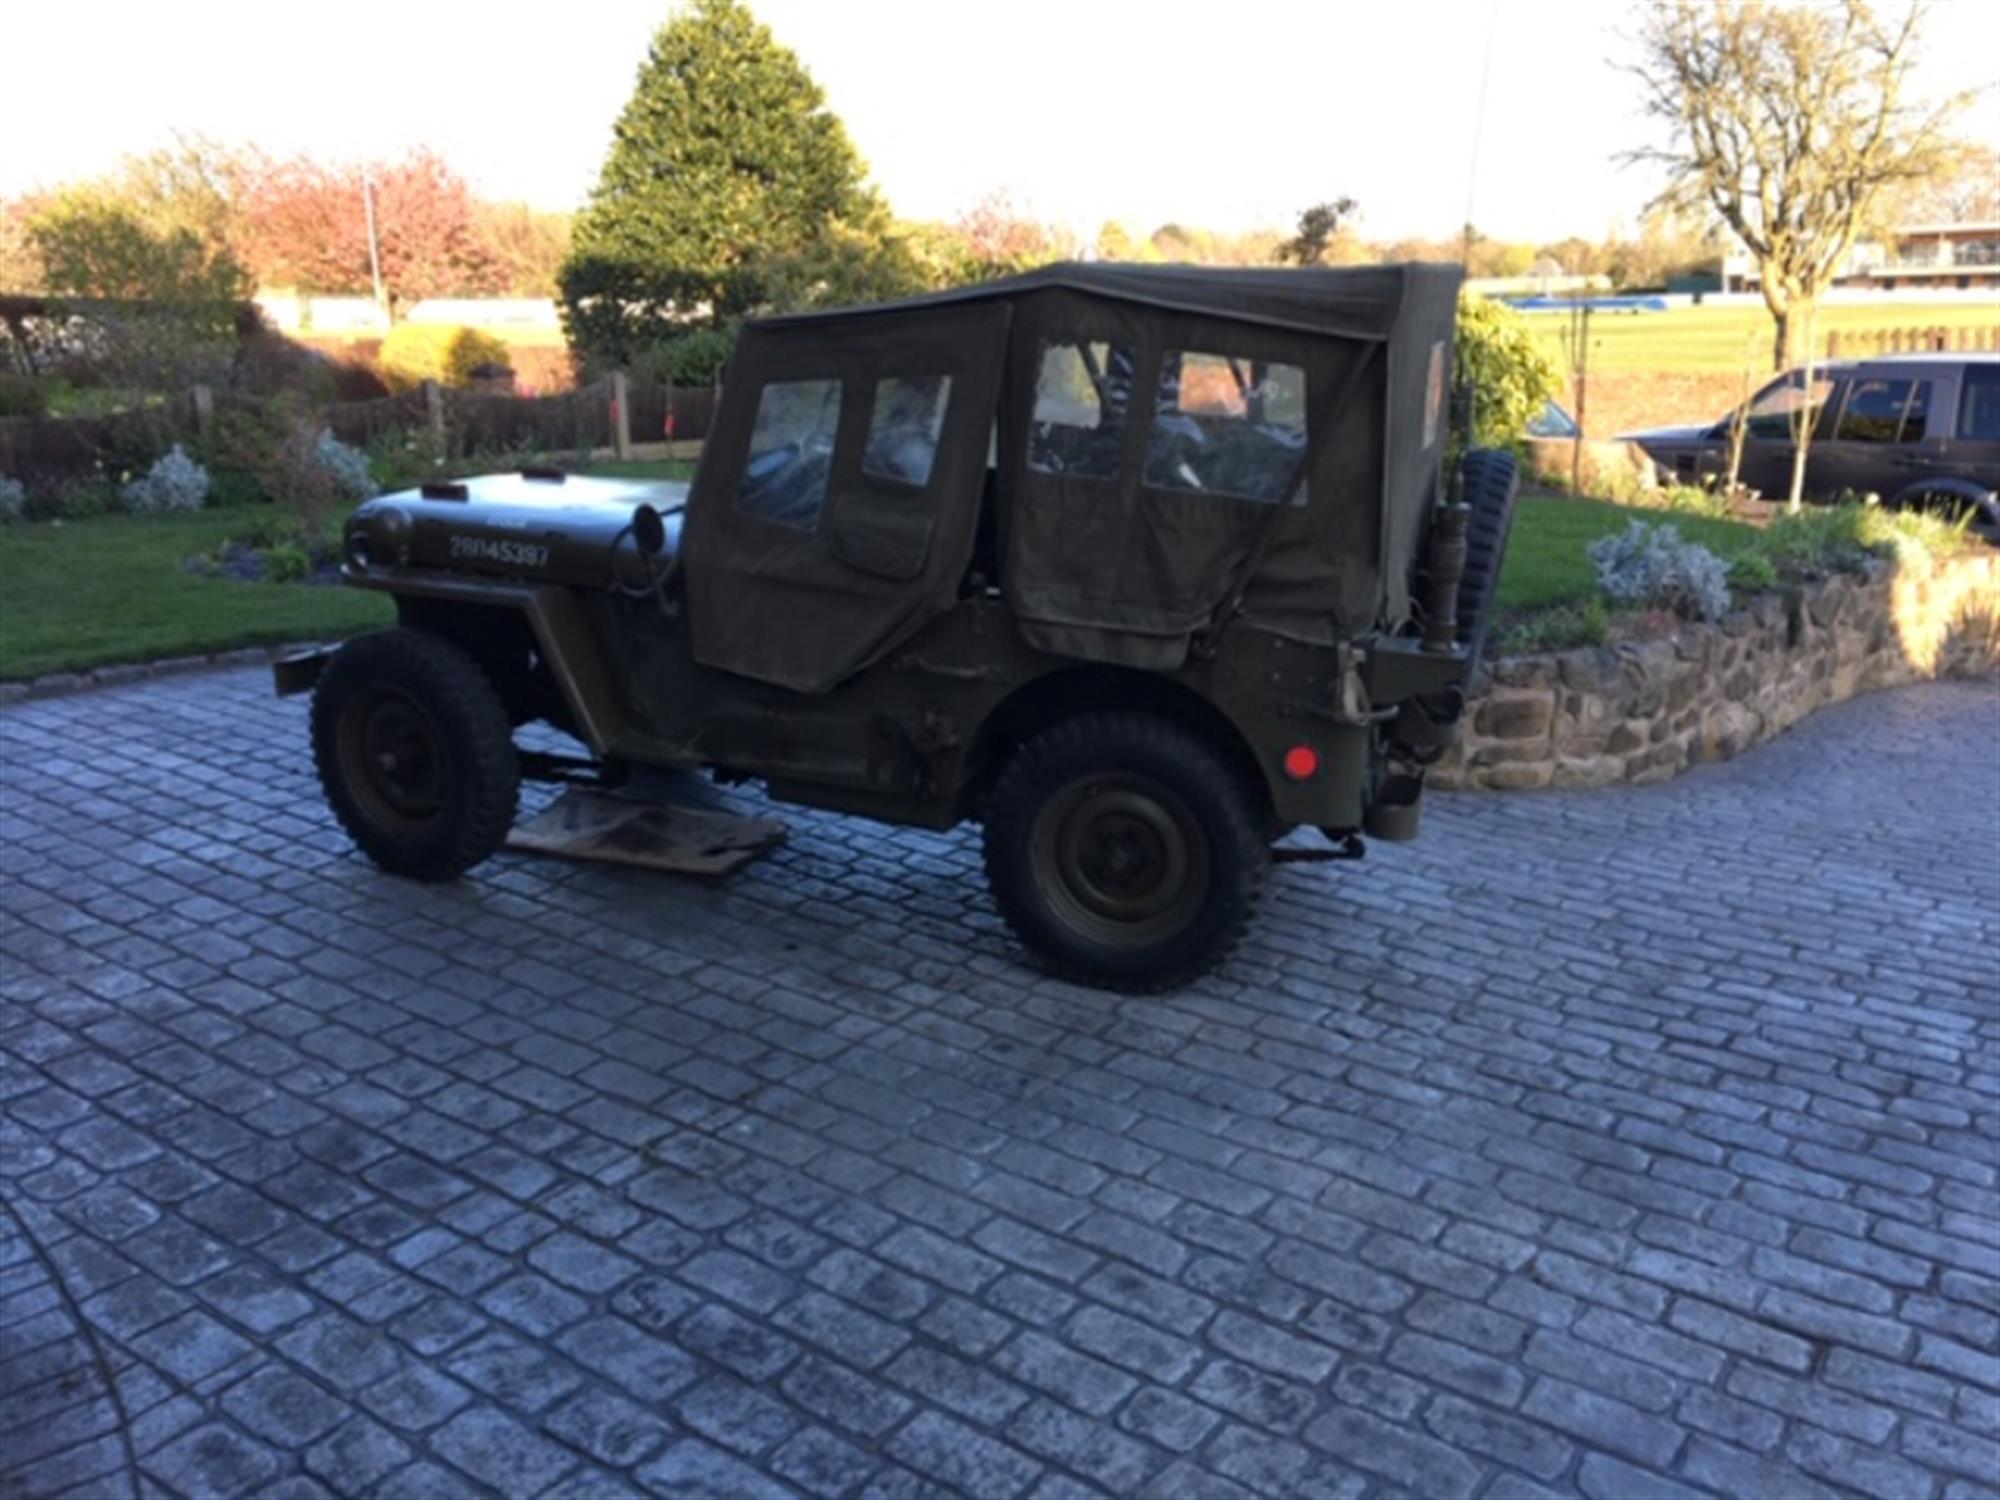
[1626,0,1967,369]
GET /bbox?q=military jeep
[282,262,1518,990]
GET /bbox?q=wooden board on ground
[507,788,785,878]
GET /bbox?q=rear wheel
[311,629,520,880]
[983,713,1267,991]
[1454,447,1523,676]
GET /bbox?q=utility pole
[362,167,386,320]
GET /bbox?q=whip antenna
[1461,1,1500,270]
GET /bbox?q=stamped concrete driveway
[2,670,1996,1500]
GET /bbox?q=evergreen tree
[560,0,880,359]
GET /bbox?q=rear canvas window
[863,374,953,488]
[737,380,840,530]
[1144,352,1309,504]
[1029,339,1134,480]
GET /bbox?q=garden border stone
[0,644,306,705]
[1437,551,2000,791]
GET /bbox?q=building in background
[1722,221,2000,293]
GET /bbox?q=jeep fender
[352,574,629,754]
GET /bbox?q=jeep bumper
[272,646,335,697]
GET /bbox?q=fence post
[610,372,633,460]
[422,379,446,451]
[190,385,214,446]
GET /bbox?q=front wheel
[982,713,1268,992]
[311,629,520,880]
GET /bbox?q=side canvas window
[1899,380,1932,443]
[1959,365,2000,441]
[1145,352,1309,504]
[1029,339,1136,480]
[863,374,953,488]
[1833,378,1913,443]
[736,379,841,530]
[1743,372,1836,440]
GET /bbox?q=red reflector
[1283,745,1320,782]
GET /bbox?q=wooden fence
[1826,324,2000,359]
[0,374,717,486]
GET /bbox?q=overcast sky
[5,0,1996,244]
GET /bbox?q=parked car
[276,262,1521,991]
[1620,353,2000,539]
[1527,398,1579,440]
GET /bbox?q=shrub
[206,468,266,509]
[1588,521,1732,621]
[1493,598,1610,655]
[314,430,379,502]
[1727,550,1780,593]
[1759,506,1878,576]
[264,542,311,584]
[0,374,49,419]
[364,426,449,493]
[0,476,24,523]
[1659,483,1737,521]
[121,444,211,514]
[631,325,737,388]
[52,477,116,520]
[379,323,513,392]
[444,327,512,386]
[1453,293,1560,461]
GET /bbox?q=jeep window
[1029,340,1134,480]
[737,379,841,530]
[1743,372,1837,440]
[1833,378,1913,443]
[1144,352,1309,504]
[1898,381,1933,443]
[863,374,953,488]
[1959,364,2000,440]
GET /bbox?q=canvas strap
[1194,342,1381,655]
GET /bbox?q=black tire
[982,713,1268,992]
[311,629,520,881]
[1454,447,1522,676]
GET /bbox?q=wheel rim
[337,686,446,835]
[1030,773,1210,949]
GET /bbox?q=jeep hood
[345,472,686,588]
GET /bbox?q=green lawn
[0,507,393,680]
[1496,494,1756,610]
[1527,300,1997,374]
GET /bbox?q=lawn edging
[1437,550,2000,791]
[0,642,308,706]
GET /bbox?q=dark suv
[1622,352,2000,538]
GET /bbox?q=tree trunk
[1786,302,1820,515]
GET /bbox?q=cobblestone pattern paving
[2,670,1997,1500]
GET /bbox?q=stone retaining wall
[1435,552,2000,791]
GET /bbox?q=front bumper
[272,646,335,697]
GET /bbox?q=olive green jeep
[280,262,1519,990]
